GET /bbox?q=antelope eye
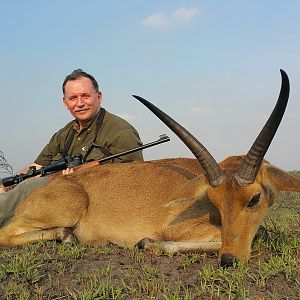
[248,193,261,208]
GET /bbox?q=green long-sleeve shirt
[35,109,144,166]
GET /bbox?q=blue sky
[1,0,300,176]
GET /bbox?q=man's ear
[63,97,69,110]
[97,92,103,105]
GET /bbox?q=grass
[0,188,299,299]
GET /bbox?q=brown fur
[0,156,299,263]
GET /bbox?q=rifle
[1,134,170,187]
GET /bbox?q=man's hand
[17,163,42,175]
[62,168,74,175]
[0,184,7,193]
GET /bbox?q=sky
[1,0,300,177]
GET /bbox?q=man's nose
[76,97,85,106]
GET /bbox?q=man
[20,69,143,172]
[0,69,143,225]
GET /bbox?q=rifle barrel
[98,134,170,164]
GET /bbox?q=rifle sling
[61,108,110,161]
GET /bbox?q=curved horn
[133,95,224,187]
[235,69,290,186]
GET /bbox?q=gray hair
[62,69,99,94]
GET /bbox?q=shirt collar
[72,109,101,133]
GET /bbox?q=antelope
[0,70,299,267]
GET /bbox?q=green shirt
[35,109,144,166]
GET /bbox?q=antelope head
[133,70,296,266]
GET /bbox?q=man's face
[63,77,102,127]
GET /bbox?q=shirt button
[78,137,81,141]
[82,146,87,151]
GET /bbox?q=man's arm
[0,163,43,193]
[104,128,144,163]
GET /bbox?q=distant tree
[0,151,13,176]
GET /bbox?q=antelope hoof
[56,228,77,243]
[135,237,155,249]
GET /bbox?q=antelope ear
[260,163,300,192]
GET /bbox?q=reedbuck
[0,70,299,266]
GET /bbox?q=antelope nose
[220,253,235,267]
